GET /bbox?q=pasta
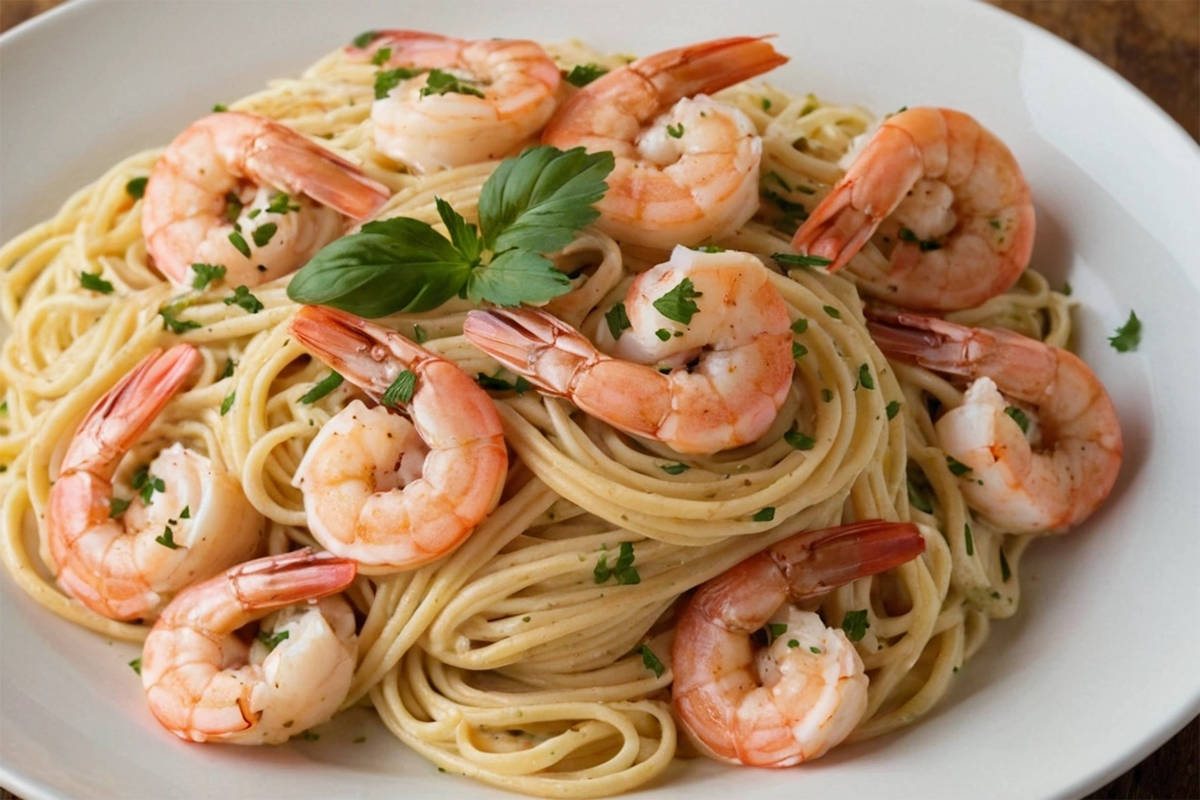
[0,35,1083,797]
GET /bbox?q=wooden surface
[1,2,1197,799]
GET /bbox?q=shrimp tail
[789,182,879,273]
[632,35,789,102]
[224,549,356,613]
[771,520,926,600]
[248,133,388,220]
[462,308,586,397]
[289,305,429,401]
[62,344,202,476]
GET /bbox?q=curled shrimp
[351,31,561,173]
[672,520,926,767]
[791,107,1034,311]
[143,111,389,287]
[141,549,358,744]
[46,345,263,621]
[868,309,1122,531]
[542,36,788,249]
[463,245,793,454]
[289,305,508,572]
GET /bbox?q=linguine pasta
[0,38,1073,797]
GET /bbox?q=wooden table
[1,2,1196,798]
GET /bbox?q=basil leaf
[479,146,614,254]
[435,196,482,264]
[465,248,570,307]
[287,221,471,316]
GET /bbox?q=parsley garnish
[125,177,148,200]
[696,244,725,253]
[566,63,608,87]
[639,644,665,678]
[823,305,841,319]
[133,467,165,504]
[655,328,671,342]
[129,658,142,675]
[753,507,776,522]
[790,317,808,334]
[109,498,132,518]
[475,371,531,394]
[605,302,631,340]
[224,191,243,224]
[224,285,263,314]
[907,465,935,513]
[257,629,290,651]
[810,646,822,654]
[412,324,429,344]
[784,429,815,451]
[180,506,190,519]
[660,462,690,475]
[772,252,832,269]
[190,263,226,290]
[228,229,251,258]
[946,456,972,476]
[652,278,702,324]
[594,541,640,585]
[787,639,799,648]
[212,103,228,112]
[858,364,874,390]
[886,400,901,420]
[1004,406,1030,433]
[371,46,392,66]
[1109,311,1141,353]
[299,371,344,404]
[266,193,300,215]
[80,271,114,294]
[289,146,611,315]
[421,69,484,98]
[382,370,416,407]
[841,609,869,642]
[666,122,684,138]
[155,525,180,549]
[374,66,424,100]
[999,548,1012,582]
[792,342,808,359]
[220,392,236,415]
[964,523,975,556]
[761,97,772,111]
[221,358,236,379]
[251,223,278,248]
[898,226,943,251]
[821,388,834,403]
[351,30,380,48]
[159,300,201,334]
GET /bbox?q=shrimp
[463,245,793,454]
[351,31,561,173]
[142,111,390,287]
[140,549,358,744]
[46,345,264,621]
[542,36,788,249]
[867,309,1122,532]
[791,107,1035,311]
[289,305,507,572]
[672,520,927,767]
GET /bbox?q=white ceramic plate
[2,1,1198,798]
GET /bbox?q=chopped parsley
[180,506,190,519]
[351,30,380,48]
[412,324,429,344]
[190,263,226,290]
[257,629,290,651]
[946,456,972,477]
[129,657,142,675]
[790,317,808,334]
[251,222,278,248]
[371,46,393,66]
[1108,311,1141,353]
[220,392,236,415]
[109,497,132,518]
[907,465,935,513]
[999,548,1012,582]
[764,622,788,645]
[810,646,822,654]
[841,609,869,642]
[159,301,201,334]
[822,305,841,319]
[221,358,236,379]
[752,507,776,522]
[964,523,975,556]
[420,69,484,98]
[652,278,702,324]
[858,364,874,390]
[228,229,251,258]
[659,462,690,475]
[125,177,148,200]
[761,97,772,111]
[80,271,114,294]
[605,302,631,340]
[299,371,344,404]
[1004,406,1030,434]
[772,252,832,269]
[886,400,901,420]
[784,429,815,451]
[224,191,243,223]
[224,285,264,313]
[898,226,943,252]
[382,370,417,406]
[654,328,671,342]
[639,644,665,678]
[787,639,799,648]
[792,342,808,359]
[132,467,165,504]
[475,371,531,394]
[212,103,228,112]
[565,63,608,87]
[666,122,684,138]
[374,66,424,100]
[821,388,834,403]
[155,525,180,549]
[594,541,640,585]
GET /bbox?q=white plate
[2,1,1198,798]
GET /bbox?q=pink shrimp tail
[633,35,789,103]
[224,548,357,610]
[772,520,926,600]
[249,131,389,220]
[789,183,878,273]
[462,308,581,397]
[62,344,201,477]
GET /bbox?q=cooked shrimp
[143,111,389,287]
[673,520,926,767]
[867,309,1122,531]
[46,345,264,621]
[289,305,507,572]
[351,31,560,173]
[542,36,788,249]
[141,549,357,744]
[791,107,1034,311]
[463,245,793,454]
